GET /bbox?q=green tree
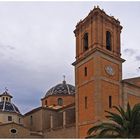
[87,103,140,138]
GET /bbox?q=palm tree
[87,103,140,138]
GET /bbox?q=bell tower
[73,6,125,138]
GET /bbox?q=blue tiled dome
[45,80,75,97]
[0,91,20,114]
[0,101,20,114]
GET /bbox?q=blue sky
[0,1,140,114]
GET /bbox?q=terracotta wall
[42,95,75,107]
[78,82,95,123]
[79,123,96,138]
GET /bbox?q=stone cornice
[72,47,125,66]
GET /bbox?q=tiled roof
[45,80,75,97]
[0,101,20,114]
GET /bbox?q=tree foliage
[87,103,140,138]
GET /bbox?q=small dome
[0,101,20,114]
[45,80,75,97]
[0,90,20,114]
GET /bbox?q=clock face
[105,65,115,76]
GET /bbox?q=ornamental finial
[63,75,66,84]
[63,75,65,81]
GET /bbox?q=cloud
[123,48,136,56]
[135,56,140,61]
[0,51,74,114]
[0,2,140,114]
[0,43,15,50]
[6,45,15,50]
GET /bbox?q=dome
[0,101,20,114]
[45,80,75,97]
[0,90,20,114]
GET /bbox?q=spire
[63,75,66,84]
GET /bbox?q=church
[0,6,140,138]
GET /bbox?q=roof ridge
[2,101,6,111]
[11,102,20,114]
[66,83,70,95]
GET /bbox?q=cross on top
[5,87,8,92]
[63,75,66,81]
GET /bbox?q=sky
[0,1,140,114]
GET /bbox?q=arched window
[83,33,89,51]
[106,31,112,51]
[58,98,63,106]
